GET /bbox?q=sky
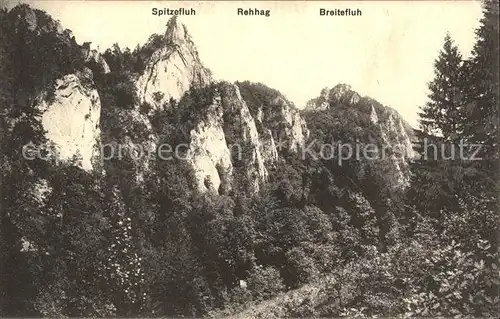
[8,0,484,127]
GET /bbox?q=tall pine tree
[409,34,467,218]
[463,0,499,188]
[419,34,465,140]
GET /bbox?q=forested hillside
[0,2,498,318]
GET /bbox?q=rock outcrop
[238,82,310,155]
[135,16,212,108]
[187,92,234,193]
[83,46,110,74]
[305,84,415,186]
[185,82,309,194]
[328,84,362,105]
[36,69,101,171]
[218,83,269,193]
[267,96,309,152]
[305,84,361,111]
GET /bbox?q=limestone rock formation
[328,83,362,105]
[305,84,415,186]
[305,84,361,111]
[187,92,234,193]
[218,83,269,193]
[166,81,310,194]
[135,16,212,108]
[269,96,310,152]
[185,82,307,194]
[83,46,111,74]
[237,82,310,155]
[36,69,101,171]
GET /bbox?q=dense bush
[246,266,285,301]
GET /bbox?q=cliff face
[135,16,212,109]
[181,82,308,194]
[36,69,101,171]
[266,96,310,153]
[237,82,310,155]
[187,91,234,193]
[216,83,269,193]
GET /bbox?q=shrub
[246,266,285,301]
[228,286,253,308]
[285,247,319,288]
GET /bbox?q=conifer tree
[419,34,465,140]
[409,35,467,218]
[463,0,499,184]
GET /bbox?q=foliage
[95,71,138,111]
[418,34,466,139]
[246,266,285,301]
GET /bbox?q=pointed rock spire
[165,15,188,44]
[136,15,212,108]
